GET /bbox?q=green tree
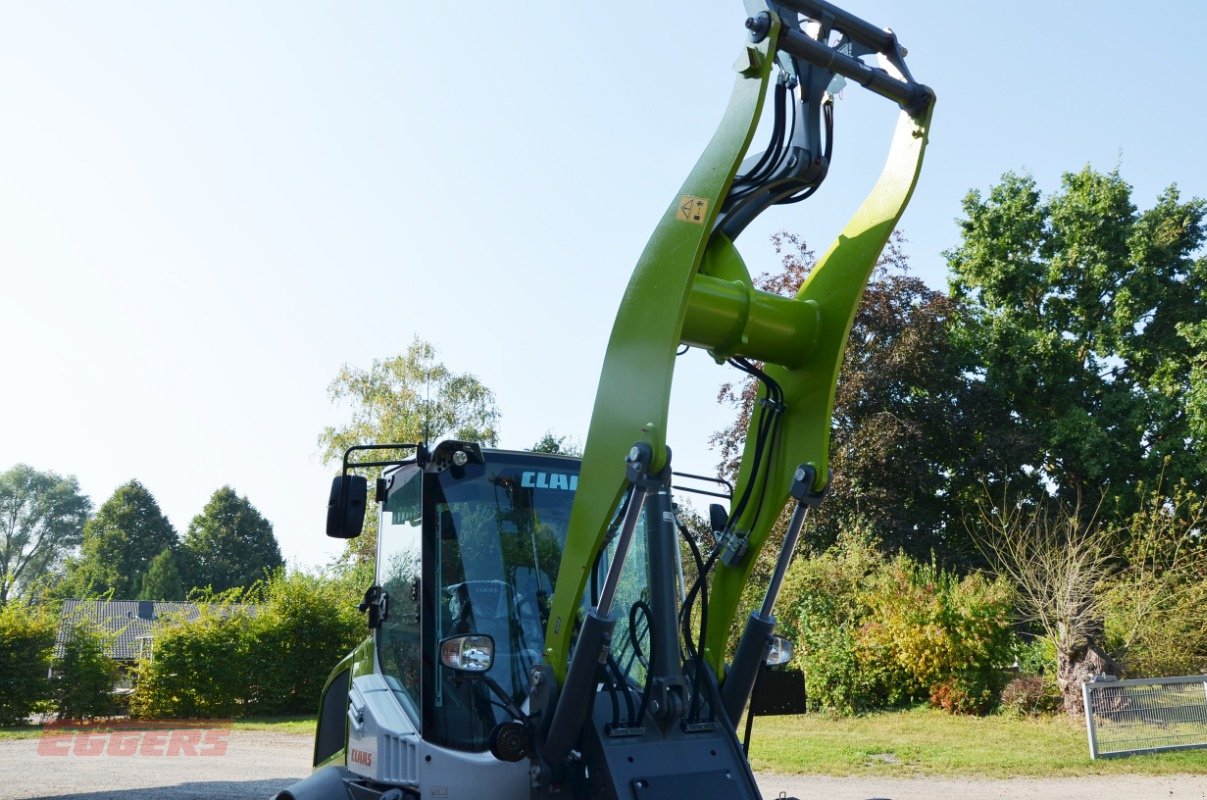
[0,602,55,724]
[948,167,1207,511]
[181,488,283,594]
[0,465,91,606]
[65,480,178,599]
[139,547,185,601]
[528,431,583,456]
[52,621,118,720]
[319,338,501,562]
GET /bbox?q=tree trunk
[1057,633,1118,716]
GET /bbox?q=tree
[948,167,1207,512]
[528,431,583,456]
[1103,480,1207,678]
[52,621,118,720]
[0,465,91,606]
[139,547,185,601]
[180,488,283,594]
[973,494,1119,716]
[711,233,1030,565]
[65,480,178,599]
[319,338,501,562]
[0,602,55,724]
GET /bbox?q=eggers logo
[37,720,230,757]
[350,748,373,767]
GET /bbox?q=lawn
[0,714,317,741]
[6,708,1207,778]
[747,706,1207,777]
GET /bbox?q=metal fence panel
[1083,675,1207,759]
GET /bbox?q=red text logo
[37,720,231,757]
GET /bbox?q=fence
[1082,674,1207,759]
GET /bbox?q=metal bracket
[718,529,750,567]
[357,585,389,629]
[788,463,829,507]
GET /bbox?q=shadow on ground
[23,777,295,800]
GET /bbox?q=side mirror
[765,635,794,667]
[709,503,729,535]
[327,475,368,539]
[440,634,495,673]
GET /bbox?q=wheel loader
[276,1,933,797]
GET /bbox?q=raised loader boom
[526,1,934,796]
[544,0,933,682]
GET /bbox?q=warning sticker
[676,195,710,225]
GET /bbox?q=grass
[748,706,1207,777]
[0,714,317,741]
[6,707,1207,778]
[0,723,44,741]
[229,715,316,735]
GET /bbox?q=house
[54,600,206,668]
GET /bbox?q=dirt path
[1,730,1203,800]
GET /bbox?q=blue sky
[3,1,1205,569]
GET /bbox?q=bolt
[627,446,640,462]
[795,467,807,482]
[745,13,770,43]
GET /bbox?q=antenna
[416,378,433,468]
[423,376,432,448]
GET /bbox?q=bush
[999,674,1062,717]
[52,621,119,720]
[0,603,56,725]
[776,528,887,714]
[243,571,367,715]
[1103,483,1207,678]
[1014,635,1057,677]
[129,603,252,718]
[776,529,1016,714]
[862,557,1015,714]
[131,568,366,718]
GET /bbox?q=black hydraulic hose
[675,357,786,723]
[627,600,651,673]
[781,101,834,205]
[679,536,720,723]
[725,358,781,527]
[728,83,788,208]
[748,81,788,183]
[742,359,786,539]
[764,82,798,179]
[618,615,645,679]
[603,663,621,730]
[630,600,656,724]
[607,654,637,724]
[731,81,787,195]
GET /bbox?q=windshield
[378,452,584,751]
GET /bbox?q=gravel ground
[2,729,1204,800]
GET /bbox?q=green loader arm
[545,0,935,681]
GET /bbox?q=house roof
[55,599,250,661]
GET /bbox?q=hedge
[0,603,56,725]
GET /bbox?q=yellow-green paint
[704,100,935,672]
[544,9,934,683]
[543,23,783,679]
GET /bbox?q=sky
[2,1,1205,570]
